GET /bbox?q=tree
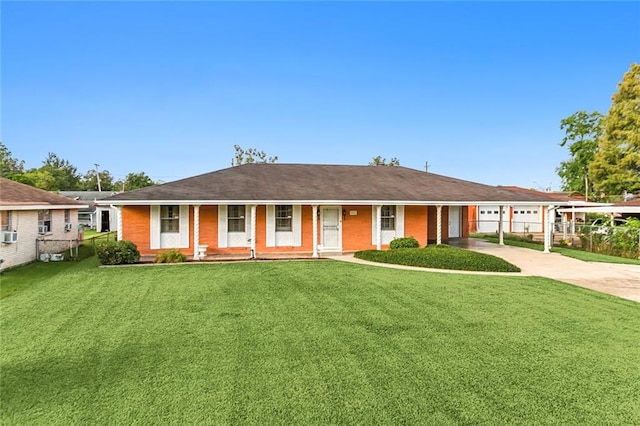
[590,63,640,197]
[556,111,603,196]
[232,145,278,165]
[81,169,116,191]
[119,172,155,191]
[369,156,400,166]
[23,152,81,191]
[0,141,25,179]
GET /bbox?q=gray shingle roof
[104,164,561,204]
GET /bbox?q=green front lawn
[2,259,639,424]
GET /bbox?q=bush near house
[155,249,187,264]
[389,236,420,249]
[355,245,520,272]
[95,240,140,265]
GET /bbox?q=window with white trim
[228,205,246,232]
[160,205,180,233]
[381,205,396,231]
[38,210,51,233]
[1,211,12,231]
[64,209,70,223]
[276,205,292,232]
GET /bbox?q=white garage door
[512,206,542,232]
[477,206,509,233]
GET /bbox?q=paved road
[332,240,640,302]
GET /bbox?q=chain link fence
[35,232,117,262]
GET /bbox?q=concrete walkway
[330,240,640,303]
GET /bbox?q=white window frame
[275,205,293,232]
[160,205,180,233]
[228,205,246,233]
[381,205,396,231]
[1,211,12,232]
[38,209,51,234]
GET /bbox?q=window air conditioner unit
[38,225,49,234]
[1,231,18,243]
[64,222,73,232]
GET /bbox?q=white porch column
[193,205,200,259]
[115,206,123,241]
[312,205,319,258]
[544,205,554,253]
[498,205,505,246]
[376,205,382,250]
[436,205,442,245]
[250,204,257,258]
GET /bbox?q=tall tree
[232,145,278,165]
[81,169,116,191]
[24,152,81,191]
[556,111,603,197]
[118,172,155,191]
[369,156,400,166]
[590,63,640,197]
[0,141,26,179]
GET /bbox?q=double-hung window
[160,205,180,233]
[38,210,51,234]
[275,205,293,232]
[381,206,396,231]
[228,205,246,232]
[1,211,12,231]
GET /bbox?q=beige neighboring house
[0,177,88,270]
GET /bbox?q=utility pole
[425,161,429,173]
[94,163,102,192]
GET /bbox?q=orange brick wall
[404,205,428,246]
[342,205,375,251]
[122,206,151,253]
[122,204,472,255]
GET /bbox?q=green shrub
[354,246,520,272]
[155,249,187,264]
[390,236,420,249]
[96,240,140,265]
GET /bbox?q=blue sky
[2,1,638,190]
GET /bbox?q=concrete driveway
[332,240,640,302]
[457,239,640,302]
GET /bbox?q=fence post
[35,239,40,260]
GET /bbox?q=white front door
[448,206,461,238]
[321,207,341,250]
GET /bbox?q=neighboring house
[99,164,560,258]
[469,187,604,234]
[59,191,120,231]
[0,178,87,269]
[558,197,640,220]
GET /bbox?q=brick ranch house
[0,177,87,269]
[99,164,562,259]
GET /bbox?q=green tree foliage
[590,63,640,197]
[23,152,82,191]
[369,156,400,166]
[232,145,278,165]
[556,111,604,196]
[81,169,116,191]
[0,141,25,179]
[119,172,155,191]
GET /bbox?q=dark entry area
[101,210,110,232]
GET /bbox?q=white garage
[477,205,509,233]
[511,205,543,232]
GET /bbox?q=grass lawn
[2,259,639,424]
[479,236,640,265]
